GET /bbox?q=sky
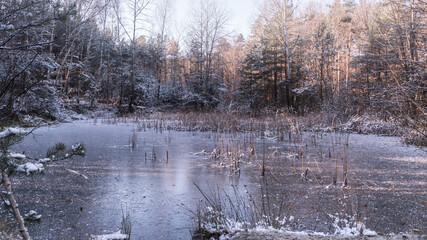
[173,0,259,38]
[172,0,334,39]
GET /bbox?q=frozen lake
[3,120,427,239]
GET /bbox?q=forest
[0,0,425,144]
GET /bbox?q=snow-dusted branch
[0,128,29,139]
[7,142,86,176]
[0,126,86,240]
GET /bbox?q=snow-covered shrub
[343,115,401,135]
[159,81,187,107]
[134,73,158,106]
[18,85,63,120]
[403,129,427,146]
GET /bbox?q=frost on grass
[329,214,377,237]
[197,206,378,239]
[91,230,128,240]
[343,115,399,135]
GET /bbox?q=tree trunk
[2,168,30,240]
[128,48,135,113]
[345,32,351,90]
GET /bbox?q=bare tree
[154,0,174,100]
[54,0,108,93]
[114,0,151,112]
[186,0,229,95]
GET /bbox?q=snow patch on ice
[91,231,128,240]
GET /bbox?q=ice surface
[7,120,425,239]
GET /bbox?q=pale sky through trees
[174,0,257,37]
[173,0,334,38]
